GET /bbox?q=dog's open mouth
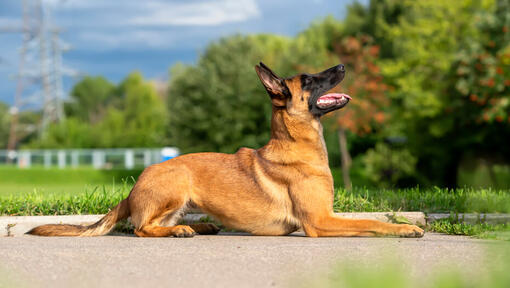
[316,93,351,109]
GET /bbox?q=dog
[28,63,424,238]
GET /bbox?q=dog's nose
[338,64,345,72]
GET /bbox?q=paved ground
[0,232,505,288]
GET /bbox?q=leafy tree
[362,142,417,187]
[167,35,290,153]
[440,0,510,184]
[24,118,93,149]
[29,72,166,148]
[331,36,392,188]
[344,0,405,58]
[0,102,10,148]
[342,0,497,186]
[99,72,167,147]
[66,76,115,124]
[451,0,510,125]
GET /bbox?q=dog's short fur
[28,63,424,238]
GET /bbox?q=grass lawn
[0,166,141,196]
[0,166,136,215]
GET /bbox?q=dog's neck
[259,108,329,165]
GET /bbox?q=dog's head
[255,62,350,118]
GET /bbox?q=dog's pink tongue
[316,93,351,108]
[322,93,352,100]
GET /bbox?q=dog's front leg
[301,213,424,238]
[290,183,424,238]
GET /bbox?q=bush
[361,142,417,187]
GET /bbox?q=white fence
[0,147,180,170]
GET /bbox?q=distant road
[0,233,501,288]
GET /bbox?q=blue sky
[0,0,366,106]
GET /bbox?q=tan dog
[28,63,424,238]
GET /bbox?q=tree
[28,72,167,148]
[99,72,167,147]
[344,0,405,58]
[341,0,496,186]
[286,16,398,188]
[441,0,510,184]
[0,102,10,148]
[24,118,93,149]
[331,36,391,188]
[66,76,115,124]
[167,35,290,153]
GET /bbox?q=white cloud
[129,0,260,26]
[56,0,261,49]
[78,30,178,50]
[45,0,260,27]
[43,0,113,10]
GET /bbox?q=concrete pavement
[0,232,504,288]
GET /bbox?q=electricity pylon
[1,0,72,152]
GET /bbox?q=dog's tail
[27,199,130,237]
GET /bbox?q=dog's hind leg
[128,164,199,238]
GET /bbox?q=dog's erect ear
[255,62,287,107]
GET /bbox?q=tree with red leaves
[329,36,390,188]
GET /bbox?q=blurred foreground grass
[299,248,510,288]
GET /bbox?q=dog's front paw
[172,225,197,238]
[397,224,424,238]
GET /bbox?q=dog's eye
[304,77,312,86]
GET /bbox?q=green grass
[334,187,510,213]
[458,162,510,189]
[0,184,131,216]
[0,166,141,196]
[2,186,509,216]
[1,166,510,240]
[428,220,510,240]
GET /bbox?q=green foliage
[0,166,141,185]
[333,187,510,213]
[428,219,510,238]
[283,16,343,71]
[167,35,290,153]
[341,0,510,187]
[25,118,93,149]
[66,76,116,123]
[0,185,130,216]
[344,0,405,58]
[99,72,167,147]
[28,72,167,148]
[13,0,510,188]
[0,102,9,148]
[458,161,510,189]
[442,0,510,159]
[1,173,508,215]
[362,142,417,187]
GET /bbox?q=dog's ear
[255,62,288,107]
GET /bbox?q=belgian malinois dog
[29,63,424,238]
